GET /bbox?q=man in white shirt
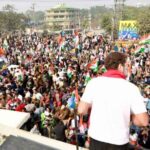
[78,52,149,150]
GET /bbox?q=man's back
[81,76,146,145]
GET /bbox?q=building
[45,4,79,31]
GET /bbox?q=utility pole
[88,9,92,31]
[112,0,125,40]
[121,0,125,20]
[78,10,81,29]
[31,3,36,29]
[117,0,125,20]
[112,0,117,41]
[111,17,115,41]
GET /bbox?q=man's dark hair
[104,52,127,70]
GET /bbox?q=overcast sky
[0,0,149,12]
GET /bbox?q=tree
[0,12,6,30]
[2,4,15,12]
[0,4,28,32]
[25,10,45,27]
[79,9,89,30]
[90,6,112,29]
[101,14,112,34]
[81,18,89,30]
[137,7,150,35]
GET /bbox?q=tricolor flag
[58,34,63,45]
[73,30,79,48]
[87,59,99,72]
[0,48,5,56]
[139,34,150,45]
[75,87,80,103]
[67,67,73,78]
[58,34,65,51]
[18,74,23,82]
[84,73,91,86]
[134,46,145,54]
[101,66,107,73]
[74,36,79,47]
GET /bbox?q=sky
[0,0,149,12]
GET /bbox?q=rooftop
[48,3,78,11]
[0,124,87,150]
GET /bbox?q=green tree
[90,6,112,29]
[2,4,15,12]
[79,9,89,29]
[25,10,45,26]
[81,18,89,29]
[137,7,150,35]
[0,12,6,30]
[101,14,112,34]
[0,4,28,32]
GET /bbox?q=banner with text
[118,20,139,40]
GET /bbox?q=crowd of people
[0,30,149,149]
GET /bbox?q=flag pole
[74,107,79,150]
[74,84,79,150]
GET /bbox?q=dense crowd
[0,31,149,149]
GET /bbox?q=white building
[45,4,79,31]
